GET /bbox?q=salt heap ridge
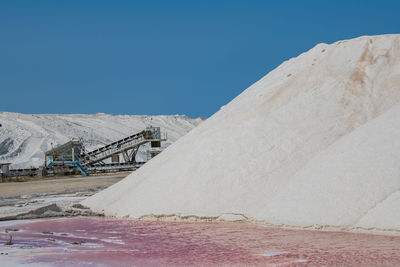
[83,34,400,232]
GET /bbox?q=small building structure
[0,163,11,177]
[45,140,84,167]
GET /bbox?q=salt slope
[83,35,400,231]
[262,103,400,230]
[0,113,203,168]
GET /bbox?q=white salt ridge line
[262,251,289,257]
[101,238,125,245]
[0,219,43,227]
[297,259,308,263]
[84,243,104,248]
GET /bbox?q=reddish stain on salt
[1,217,400,266]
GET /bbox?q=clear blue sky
[1,0,399,118]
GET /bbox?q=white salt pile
[83,34,400,232]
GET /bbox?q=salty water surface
[1,217,400,266]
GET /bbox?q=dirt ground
[0,173,128,198]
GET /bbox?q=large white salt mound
[83,34,400,231]
[261,103,400,229]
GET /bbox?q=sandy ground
[0,173,127,198]
[0,173,128,221]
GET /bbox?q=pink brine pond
[0,217,400,266]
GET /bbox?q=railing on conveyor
[79,127,166,166]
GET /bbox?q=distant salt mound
[83,34,400,232]
[0,113,203,168]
